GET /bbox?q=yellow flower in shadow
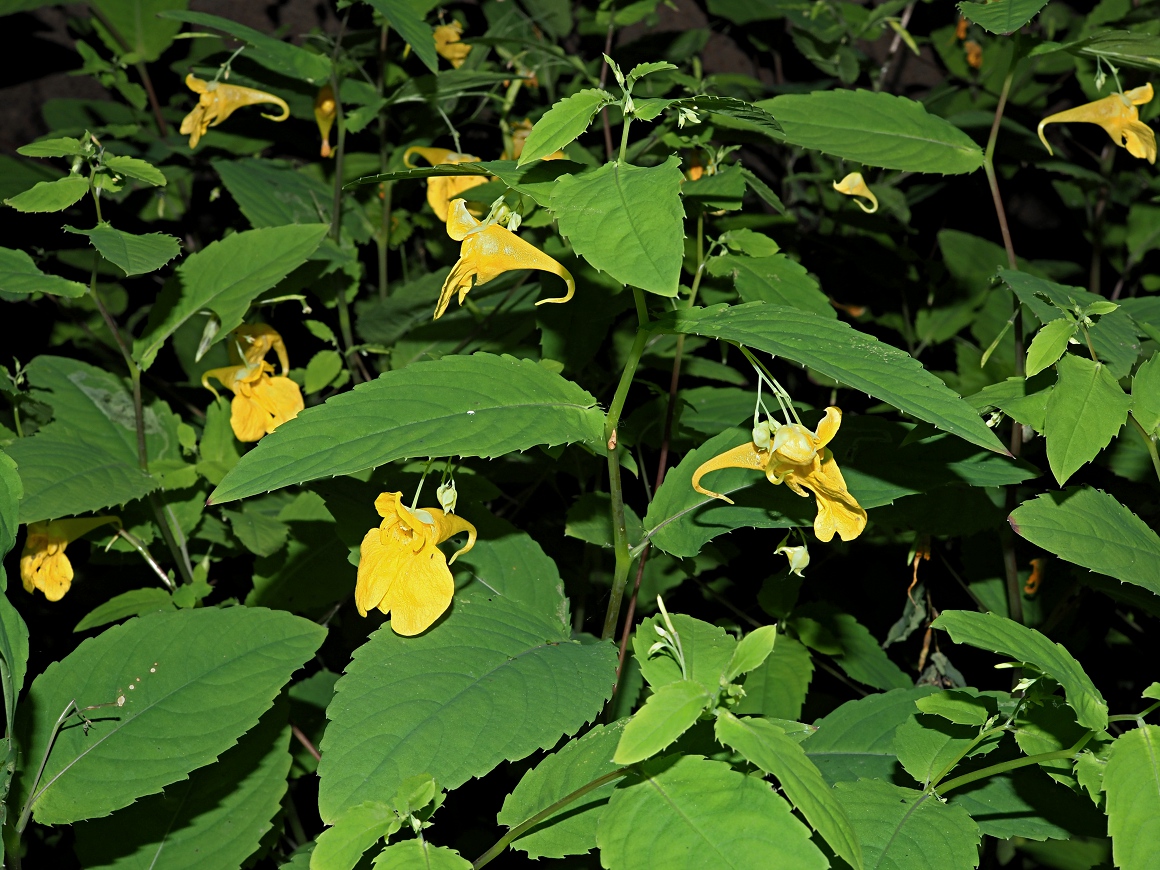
[1038,83,1156,164]
[21,517,120,601]
[434,21,472,69]
[201,324,304,443]
[437,199,575,319]
[833,172,878,214]
[692,407,867,543]
[315,84,337,158]
[356,491,477,636]
[404,146,488,222]
[502,119,565,161]
[180,74,290,149]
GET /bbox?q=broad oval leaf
[662,304,1005,453]
[102,155,166,187]
[596,755,828,870]
[1104,725,1160,870]
[759,90,984,175]
[613,680,711,765]
[16,607,325,824]
[551,156,685,297]
[931,609,1108,731]
[1009,486,1160,598]
[959,0,1051,34]
[65,223,181,277]
[518,89,612,166]
[209,353,605,504]
[1043,354,1130,486]
[5,175,89,213]
[0,247,86,298]
[374,841,471,869]
[316,593,617,823]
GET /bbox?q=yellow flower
[776,543,810,577]
[1037,83,1156,164]
[201,324,304,443]
[434,21,472,69]
[315,84,337,158]
[437,199,575,319]
[502,119,565,162]
[179,74,290,149]
[356,491,477,636]
[403,146,489,222]
[21,517,119,601]
[964,40,983,70]
[692,407,867,543]
[833,172,878,214]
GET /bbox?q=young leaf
[73,700,292,869]
[674,95,783,139]
[1131,353,1160,435]
[834,780,980,870]
[16,607,325,824]
[931,610,1108,731]
[1043,354,1130,485]
[316,594,617,824]
[311,801,400,870]
[551,156,685,297]
[73,587,176,633]
[374,841,471,869]
[631,612,736,691]
[133,223,328,370]
[0,247,85,298]
[758,90,984,174]
[5,175,88,213]
[209,354,606,505]
[613,680,711,765]
[518,89,612,166]
[1009,487,1160,598]
[304,349,344,394]
[661,304,1006,454]
[893,714,999,788]
[16,137,85,158]
[65,224,180,277]
[1025,318,1077,377]
[1104,725,1160,870]
[734,635,813,720]
[596,755,827,870]
[723,625,778,682]
[706,253,834,319]
[627,61,678,84]
[915,689,998,726]
[103,155,166,187]
[361,0,438,74]
[715,711,864,870]
[497,720,626,859]
[958,0,1051,34]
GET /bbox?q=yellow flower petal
[402,148,487,221]
[434,21,472,69]
[203,325,301,441]
[791,449,867,542]
[20,517,119,601]
[691,441,768,504]
[832,172,878,214]
[436,200,575,319]
[1038,83,1157,164]
[179,74,289,149]
[314,84,336,158]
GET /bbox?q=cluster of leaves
[1,0,1159,868]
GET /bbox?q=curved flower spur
[1038,82,1157,164]
[180,74,290,149]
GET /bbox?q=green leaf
[793,604,911,691]
[1132,353,1160,435]
[312,801,399,870]
[5,175,89,213]
[16,137,85,158]
[73,587,176,633]
[103,154,166,187]
[550,156,685,297]
[676,95,783,139]
[614,680,711,765]
[715,712,864,870]
[373,841,471,869]
[223,504,289,557]
[209,354,604,504]
[931,609,1107,731]
[498,720,626,859]
[214,159,335,229]
[1105,725,1160,870]
[73,699,291,869]
[0,449,21,559]
[627,61,677,84]
[304,349,343,394]
[661,304,1005,454]
[893,714,998,788]
[915,689,997,726]
[195,397,240,485]
[5,356,157,523]
[565,492,644,549]
[133,223,328,370]
[0,590,30,730]
[247,521,352,617]
[90,0,186,62]
[160,10,332,83]
[1043,354,1130,485]
[65,223,180,277]
[518,89,613,166]
[948,764,1106,841]
[316,593,616,823]
[758,90,983,174]
[632,613,736,692]
[0,247,86,298]
[802,687,938,784]
[361,0,438,74]
[1025,318,1077,377]
[1010,487,1160,599]
[835,780,981,870]
[706,253,834,319]
[723,625,778,682]
[733,635,813,720]
[16,607,324,824]
[596,755,828,870]
[958,0,1050,34]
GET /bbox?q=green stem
[472,770,627,868]
[328,17,361,384]
[937,746,1085,796]
[1128,414,1160,485]
[601,309,651,641]
[377,23,391,300]
[1109,701,1160,722]
[618,116,632,165]
[15,700,79,834]
[928,725,1006,789]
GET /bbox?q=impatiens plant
[1,0,1159,868]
